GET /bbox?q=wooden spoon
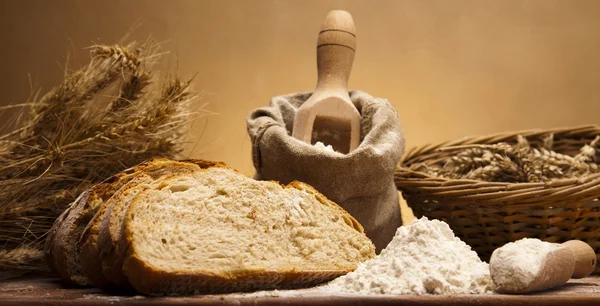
[490,239,596,294]
[292,10,361,154]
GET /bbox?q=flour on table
[325,217,494,295]
[489,238,558,292]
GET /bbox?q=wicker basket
[395,125,600,273]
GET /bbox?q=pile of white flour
[325,217,494,295]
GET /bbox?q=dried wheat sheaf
[415,134,599,183]
[0,41,205,279]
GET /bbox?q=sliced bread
[78,175,153,290]
[99,160,227,289]
[98,176,155,289]
[45,158,184,286]
[47,185,127,286]
[121,167,376,295]
[78,160,212,289]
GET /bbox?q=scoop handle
[562,240,596,278]
[316,10,356,92]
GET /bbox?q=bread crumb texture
[123,167,375,295]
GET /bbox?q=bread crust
[43,202,73,281]
[121,167,375,295]
[83,159,226,290]
[79,177,153,290]
[99,181,153,290]
[46,158,175,285]
[47,190,93,285]
[124,253,348,295]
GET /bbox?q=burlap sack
[247,90,405,252]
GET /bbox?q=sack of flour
[246,90,405,251]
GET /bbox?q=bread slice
[46,158,185,286]
[44,203,73,279]
[98,176,154,290]
[78,176,153,289]
[47,185,127,286]
[121,167,376,295]
[78,160,212,289]
[100,160,227,290]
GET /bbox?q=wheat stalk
[0,245,44,280]
[0,40,206,278]
[419,134,599,183]
[441,148,486,178]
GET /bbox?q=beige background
[2,0,600,222]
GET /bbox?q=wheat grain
[542,133,554,150]
[0,246,43,268]
[419,134,599,183]
[0,245,45,280]
[0,40,207,278]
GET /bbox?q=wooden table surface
[1,276,599,306]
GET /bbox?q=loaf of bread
[45,158,213,286]
[45,159,376,295]
[44,165,144,286]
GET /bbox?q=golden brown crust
[79,190,127,290]
[100,183,153,290]
[123,252,347,295]
[44,203,72,279]
[47,158,177,286]
[48,190,93,286]
[180,159,228,170]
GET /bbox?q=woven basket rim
[396,167,600,187]
[395,124,600,204]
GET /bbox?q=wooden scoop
[490,240,596,294]
[291,10,361,154]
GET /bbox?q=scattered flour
[80,294,145,304]
[489,238,558,292]
[325,217,494,295]
[313,141,335,152]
